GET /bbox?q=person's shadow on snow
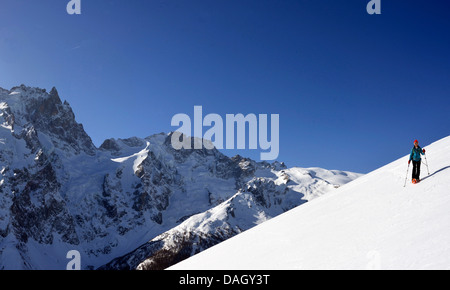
[421,165,450,182]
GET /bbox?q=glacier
[0,85,361,269]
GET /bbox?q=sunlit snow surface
[171,136,450,270]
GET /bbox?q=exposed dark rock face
[0,85,359,270]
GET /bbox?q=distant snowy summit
[0,85,362,269]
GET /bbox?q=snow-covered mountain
[170,136,450,270]
[101,166,360,270]
[0,85,361,270]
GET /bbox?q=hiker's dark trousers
[412,160,421,180]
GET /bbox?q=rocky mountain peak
[0,85,362,270]
[0,85,96,156]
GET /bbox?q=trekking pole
[424,153,430,176]
[403,163,410,187]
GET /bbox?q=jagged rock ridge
[0,85,362,269]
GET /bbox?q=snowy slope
[0,85,362,270]
[170,136,450,270]
[101,166,360,270]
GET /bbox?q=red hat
[414,139,418,144]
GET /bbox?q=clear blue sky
[1,0,449,173]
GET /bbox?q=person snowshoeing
[408,139,425,183]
